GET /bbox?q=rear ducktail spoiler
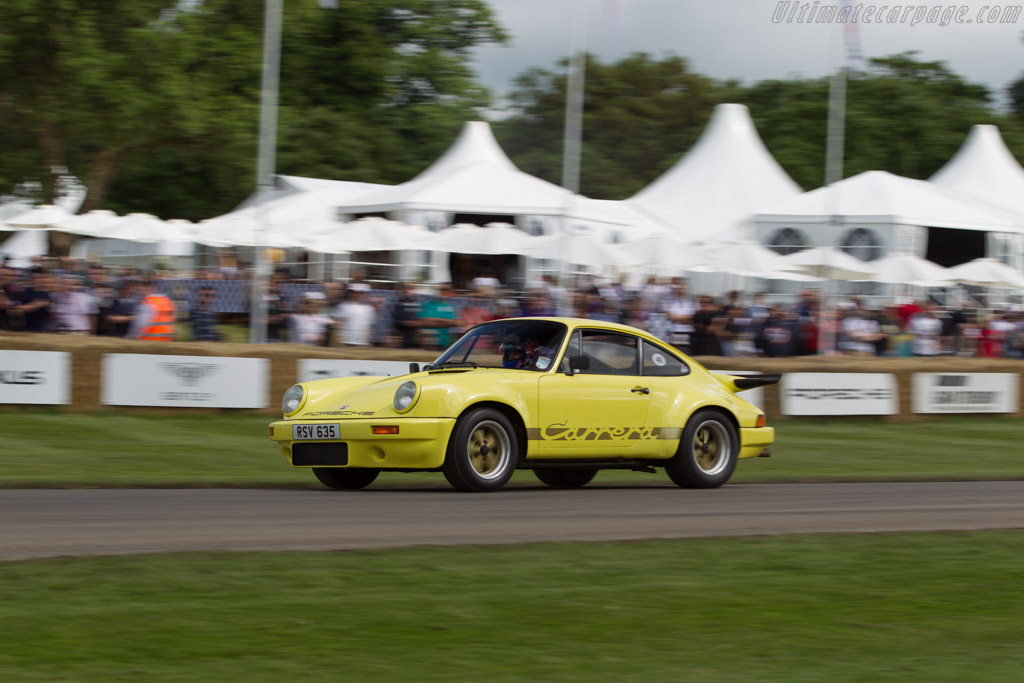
[730,373,782,391]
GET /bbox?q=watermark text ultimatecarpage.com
[772,2,1021,26]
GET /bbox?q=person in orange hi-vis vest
[127,277,176,341]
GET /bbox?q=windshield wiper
[431,360,479,369]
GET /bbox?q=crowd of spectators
[3,256,1024,358]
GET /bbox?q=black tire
[665,409,739,489]
[312,467,380,490]
[533,468,597,488]
[443,408,518,492]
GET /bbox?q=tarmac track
[4,480,1024,561]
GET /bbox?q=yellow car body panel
[269,317,776,480]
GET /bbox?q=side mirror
[566,355,589,375]
[409,362,420,374]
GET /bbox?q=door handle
[631,386,650,394]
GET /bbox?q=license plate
[292,423,340,440]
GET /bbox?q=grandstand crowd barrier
[2,332,1022,420]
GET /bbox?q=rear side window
[579,330,639,376]
[642,340,690,377]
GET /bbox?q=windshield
[433,320,567,371]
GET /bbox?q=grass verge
[1,532,1023,681]
[3,411,1024,488]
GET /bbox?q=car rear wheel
[666,410,738,489]
[443,408,518,492]
[533,468,597,488]
[312,467,380,490]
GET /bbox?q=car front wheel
[533,468,597,488]
[312,467,380,490]
[443,408,518,492]
[666,410,738,489]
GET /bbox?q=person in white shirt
[333,287,376,346]
[908,303,943,356]
[289,293,331,345]
[661,279,696,353]
[839,308,883,356]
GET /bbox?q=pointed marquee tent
[930,124,1024,269]
[753,170,1024,267]
[627,103,803,244]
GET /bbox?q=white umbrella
[621,232,715,270]
[522,228,627,267]
[432,222,539,256]
[3,204,77,229]
[304,217,438,253]
[780,246,876,280]
[194,215,304,248]
[99,213,193,243]
[946,258,1024,289]
[858,253,951,286]
[703,241,819,280]
[53,209,122,237]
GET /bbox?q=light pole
[249,0,283,344]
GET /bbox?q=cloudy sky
[471,0,1024,109]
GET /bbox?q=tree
[496,53,719,199]
[0,0,506,219]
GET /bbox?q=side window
[580,330,639,376]
[642,340,690,377]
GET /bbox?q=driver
[500,338,553,369]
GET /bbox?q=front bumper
[738,426,775,460]
[269,417,457,469]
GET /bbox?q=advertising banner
[781,372,898,416]
[298,359,417,383]
[102,354,268,408]
[0,350,70,405]
[912,373,1019,414]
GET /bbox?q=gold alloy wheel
[467,420,511,480]
[692,420,731,476]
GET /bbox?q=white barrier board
[912,373,1019,414]
[0,350,70,405]
[102,354,268,408]
[781,373,898,416]
[298,359,417,383]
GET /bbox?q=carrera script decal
[535,423,682,441]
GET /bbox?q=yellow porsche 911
[269,317,778,492]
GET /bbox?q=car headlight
[393,381,419,413]
[282,384,305,416]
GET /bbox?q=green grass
[2,532,1023,681]
[3,411,1024,488]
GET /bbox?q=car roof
[484,317,659,340]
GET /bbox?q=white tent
[930,125,1024,216]
[628,103,803,243]
[337,121,576,219]
[755,171,1024,234]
